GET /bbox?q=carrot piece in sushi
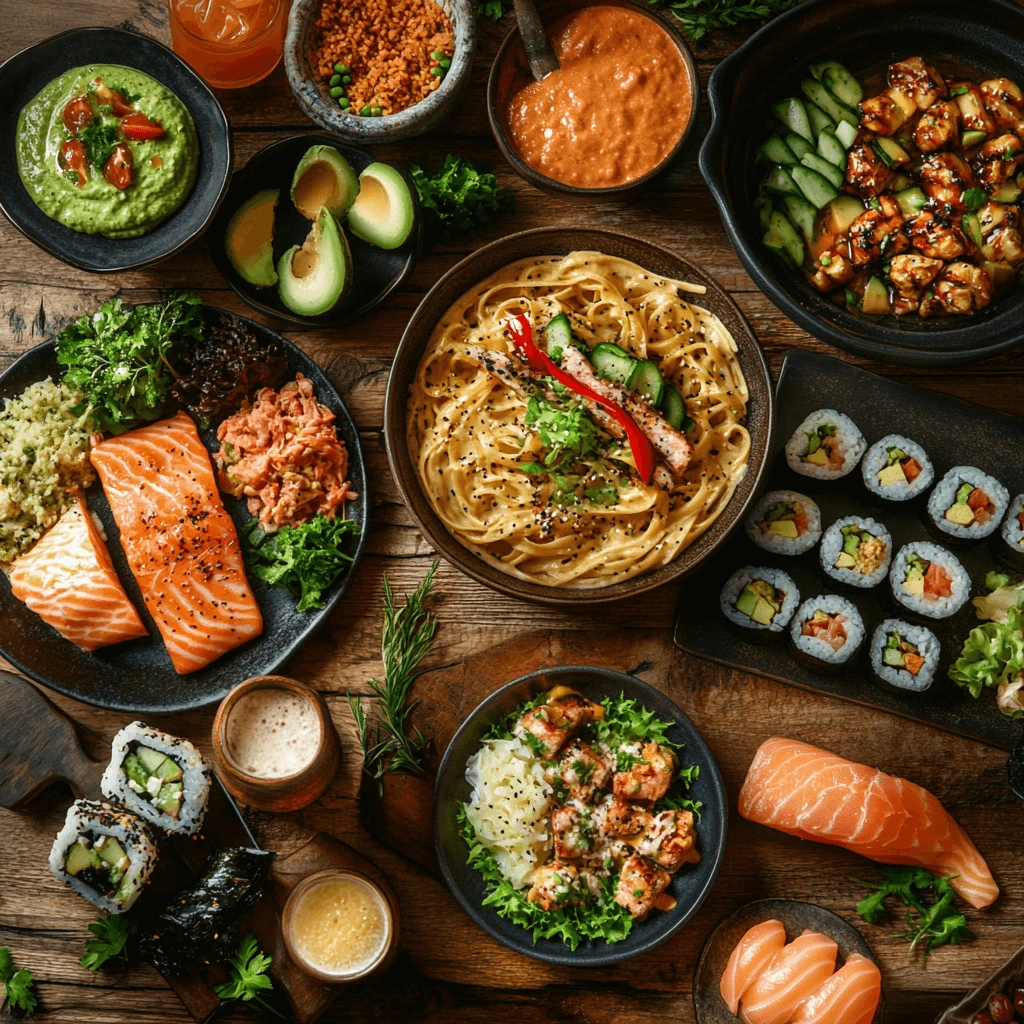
[8,497,147,651]
[738,929,838,1024]
[738,737,999,909]
[90,412,263,674]
[790,953,881,1024]
[720,919,787,1014]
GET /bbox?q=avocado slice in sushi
[736,580,781,624]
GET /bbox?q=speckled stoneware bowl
[284,0,476,143]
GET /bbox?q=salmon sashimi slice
[8,497,148,652]
[90,413,263,674]
[738,737,999,909]
[790,953,881,1024]
[738,929,838,1024]
[720,919,787,1014]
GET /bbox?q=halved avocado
[346,162,414,250]
[277,206,352,317]
[290,146,359,220]
[225,188,279,288]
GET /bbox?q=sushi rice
[861,434,934,501]
[100,722,210,835]
[48,799,158,914]
[1002,494,1024,559]
[785,409,866,481]
[744,490,822,556]
[889,542,970,619]
[790,594,865,667]
[926,466,1010,541]
[819,515,892,589]
[870,618,940,693]
[720,566,800,634]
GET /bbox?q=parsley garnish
[213,934,281,1017]
[79,122,120,168]
[408,154,512,242]
[80,915,135,971]
[963,187,987,213]
[647,0,807,43]
[0,947,37,1016]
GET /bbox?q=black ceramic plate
[207,133,420,328]
[0,27,231,273]
[674,351,1024,750]
[0,308,367,714]
[700,0,1024,367]
[692,899,881,1024]
[433,666,728,966]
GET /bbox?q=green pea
[330,86,343,98]
[334,62,349,74]
[341,75,351,84]
[338,97,350,109]
[329,74,341,87]
[431,66,445,78]
[431,50,444,60]
[359,104,371,116]
[440,58,452,69]
[371,106,382,116]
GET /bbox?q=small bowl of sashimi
[432,666,728,965]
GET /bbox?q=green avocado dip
[16,64,199,239]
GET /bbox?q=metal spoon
[513,0,560,82]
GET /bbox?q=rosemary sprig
[348,561,440,790]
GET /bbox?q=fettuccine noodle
[407,252,751,587]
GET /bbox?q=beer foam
[225,686,320,779]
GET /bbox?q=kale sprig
[0,947,37,1017]
[648,0,806,44]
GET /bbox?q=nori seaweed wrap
[137,846,275,973]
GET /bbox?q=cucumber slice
[661,387,685,430]
[895,186,928,219]
[962,212,983,247]
[801,152,844,189]
[992,181,1021,203]
[792,165,840,208]
[544,313,573,352]
[826,194,865,233]
[834,120,858,149]
[801,78,859,127]
[806,102,835,141]
[773,97,813,142]
[783,194,818,245]
[759,135,799,165]
[815,62,863,107]
[764,165,802,196]
[626,360,665,408]
[786,133,815,160]
[765,209,805,267]
[962,129,988,148]
[873,137,910,166]
[862,276,890,316]
[755,194,774,231]
[590,343,637,385]
[136,746,166,774]
[889,173,912,192]
[817,129,847,168]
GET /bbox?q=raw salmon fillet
[91,413,263,674]
[739,929,838,1024]
[791,952,881,1024]
[720,919,787,1014]
[738,737,998,909]
[8,497,147,652]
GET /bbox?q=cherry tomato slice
[103,143,134,190]
[121,111,165,141]
[59,139,88,188]
[90,79,134,116]
[62,95,94,134]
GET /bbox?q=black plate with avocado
[208,132,420,328]
[674,351,1024,750]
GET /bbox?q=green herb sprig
[79,122,121,168]
[408,155,512,243]
[348,561,440,790]
[648,0,806,44]
[0,947,37,1017]
[213,934,281,1018]
[476,0,509,17]
[80,915,136,972]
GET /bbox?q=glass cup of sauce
[212,675,340,811]
[282,870,398,983]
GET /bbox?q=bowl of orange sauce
[487,0,699,195]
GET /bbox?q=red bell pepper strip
[506,314,656,484]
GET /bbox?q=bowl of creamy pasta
[384,227,774,604]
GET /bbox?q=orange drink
[168,0,289,90]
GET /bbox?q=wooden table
[2,3,1023,1021]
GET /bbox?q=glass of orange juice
[168,0,290,90]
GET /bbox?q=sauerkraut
[463,736,553,889]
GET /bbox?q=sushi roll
[861,435,934,501]
[744,491,822,556]
[720,566,800,638]
[819,516,892,589]
[870,619,940,693]
[100,722,210,835]
[926,466,1009,541]
[790,594,865,670]
[48,800,158,914]
[889,542,970,619]
[999,493,1024,564]
[784,409,866,480]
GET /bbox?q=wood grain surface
[2,2,1023,1022]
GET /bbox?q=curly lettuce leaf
[973,579,1024,624]
[949,607,1024,700]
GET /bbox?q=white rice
[744,490,822,555]
[889,541,970,619]
[789,594,864,666]
[720,566,800,634]
[861,434,934,501]
[784,409,866,481]
[1002,494,1024,555]
[870,618,940,693]
[927,466,1010,541]
[819,515,892,589]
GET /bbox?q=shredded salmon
[923,561,953,598]
[215,374,356,533]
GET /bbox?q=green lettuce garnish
[949,605,1024,700]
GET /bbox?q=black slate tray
[674,351,1024,750]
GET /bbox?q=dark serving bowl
[433,666,728,966]
[0,27,231,274]
[384,227,773,606]
[207,133,420,328]
[487,0,699,197]
[699,0,1024,367]
[0,308,367,714]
